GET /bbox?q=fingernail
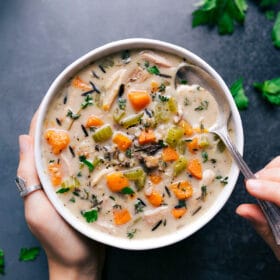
[19,135,31,154]
[246,179,262,193]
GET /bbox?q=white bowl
[35,38,243,250]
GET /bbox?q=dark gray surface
[1,0,280,279]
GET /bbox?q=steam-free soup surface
[42,49,232,239]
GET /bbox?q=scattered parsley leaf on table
[230,78,249,109]
[0,249,5,275]
[254,77,280,105]
[19,247,40,262]
[192,0,248,35]
[272,11,280,48]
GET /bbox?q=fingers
[256,168,280,183]
[246,179,280,207]
[17,135,40,187]
[263,156,280,170]
[236,204,280,261]
[29,109,39,137]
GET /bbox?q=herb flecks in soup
[42,50,232,239]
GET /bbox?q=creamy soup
[42,50,232,239]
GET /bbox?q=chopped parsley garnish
[159,83,166,92]
[184,97,190,106]
[127,228,137,239]
[121,50,131,64]
[81,95,93,109]
[135,199,146,214]
[254,77,280,105]
[79,155,94,172]
[19,247,40,262]
[216,176,229,185]
[82,209,98,223]
[125,148,132,158]
[158,95,170,102]
[180,80,188,85]
[175,200,186,208]
[67,109,80,120]
[194,100,209,111]
[56,187,70,194]
[272,12,280,48]
[121,187,135,195]
[0,249,4,275]
[192,0,248,35]
[230,78,249,110]
[147,65,160,75]
[69,197,76,203]
[118,98,127,110]
[201,151,209,163]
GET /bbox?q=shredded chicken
[143,206,169,225]
[140,51,173,68]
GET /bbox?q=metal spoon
[175,63,280,244]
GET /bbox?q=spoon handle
[217,131,280,245]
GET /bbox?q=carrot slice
[151,81,159,93]
[138,129,156,145]
[162,146,179,162]
[187,137,199,154]
[171,208,187,219]
[178,119,193,136]
[71,76,92,91]
[187,158,202,179]
[106,172,129,192]
[128,90,151,111]
[113,208,132,225]
[113,133,132,151]
[149,173,162,185]
[146,190,163,207]
[44,129,70,155]
[85,115,104,127]
[169,181,193,200]
[48,162,62,186]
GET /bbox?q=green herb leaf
[272,12,280,48]
[194,100,209,111]
[0,249,4,275]
[159,83,166,92]
[230,78,249,110]
[79,156,94,172]
[19,247,40,262]
[125,148,132,158]
[82,209,98,223]
[201,151,209,163]
[81,95,93,109]
[254,77,280,105]
[118,98,127,110]
[67,109,80,120]
[147,65,160,75]
[127,228,137,239]
[259,0,280,8]
[158,95,170,102]
[121,187,135,195]
[56,187,70,194]
[192,0,248,35]
[201,185,207,201]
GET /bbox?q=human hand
[236,156,280,261]
[17,111,105,280]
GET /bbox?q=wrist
[48,258,101,280]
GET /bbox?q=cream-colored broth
[42,50,232,239]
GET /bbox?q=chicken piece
[76,139,95,157]
[143,155,159,169]
[127,66,150,83]
[140,51,173,68]
[91,168,114,187]
[143,206,169,225]
[202,169,215,186]
[103,69,127,111]
[60,152,74,177]
[95,220,117,235]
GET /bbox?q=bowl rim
[35,38,244,250]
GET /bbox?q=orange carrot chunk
[138,129,156,145]
[85,115,104,127]
[178,119,193,136]
[149,173,162,185]
[71,76,92,91]
[128,90,151,111]
[44,129,70,155]
[48,162,62,186]
[113,208,132,225]
[162,146,179,162]
[151,81,159,93]
[106,172,130,192]
[169,181,193,200]
[187,158,203,179]
[113,133,132,151]
[146,190,163,207]
[187,137,199,154]
[171,208,187,219]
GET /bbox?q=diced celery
[92,124,113,142]
[177,139,186,154]
[120,112,144,128]
[199,136,210,149]
[135,173,147,190]
[123,167,145,180]
[168,97,177,113]
[113,108,125,123]
[173,156,188,177]
[165,126,184,147]
[154,103,170,123]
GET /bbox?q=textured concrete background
[0,0,280,279]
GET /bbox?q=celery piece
[165,126,184,147]
[92,124,113,142]
[173,156,188,177]
[120,112,144,128]
[177,139,186,154]
[199,136,210,149]
[113,108,126,123]
[123,167,145,180]
[168,97,178,113]
[154,103,170,123]
[135,173,147,190]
